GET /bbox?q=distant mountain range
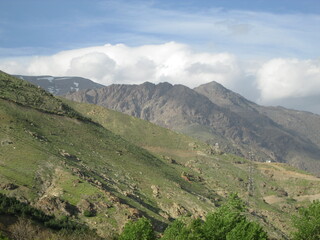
[15,75,104,95]
[64,81,320,175]
[16,74,320,174]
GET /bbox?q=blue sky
[1,0,319,57]
[1,0,320,113]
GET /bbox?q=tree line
[118,194,320,240]
[1,193,319,239]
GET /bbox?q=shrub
[0,231,9,240]
[162,218,205,240]
[292,200,320,240]
[84,210,95,217]
[162,193,268,240]
[119,217,155,240]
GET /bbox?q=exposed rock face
[36,196,78,216]
[167,203,188,218]
[65,81,320,173]
[77,199,95,214]
[151,185,160,198]
[0,183,18,190]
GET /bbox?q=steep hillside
[15,75,104,96]
[194,81,320,148]
[66,99,320,239]
[65,82,320,174]
[257,106,320,148]
[0,72,215,238]
[195,81,320,173]
[1,71,320,239]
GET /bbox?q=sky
[0,0,320,113]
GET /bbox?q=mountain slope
[194,81,320,148]
[0,71,214,238]
[1,72,320,238]
[65,99,320,239]
[65,82,320,174]
[15,75,104,96]
[195,81,320,173]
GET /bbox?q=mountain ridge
[65,80,320,174]
[14,75,105,96]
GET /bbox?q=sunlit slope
[1,71,320,239]
[66,99,320,239]
[0,72,214,237]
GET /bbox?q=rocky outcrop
[0,183,18,190]
[151,185,160,198]
[36,196,78,216]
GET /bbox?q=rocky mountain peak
[65,80,320,174]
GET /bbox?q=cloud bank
[0,42,319,114]
[0,42,242,88]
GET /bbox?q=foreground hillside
[67,99,320,239]
[1,71,209,238]
[1,71,320,239]
[65,82,320,175]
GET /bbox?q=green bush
[119,217,156,240]
[292,200,320,240]
[162,218,205,240]
[162,193,268,240]
[226,220,268,240]
[0,231,9,240]
[84,210,96,217]
[202,193,247,239]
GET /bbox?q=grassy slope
[67,100,320,239]
[1,71,320,239]
[0,72,216,238]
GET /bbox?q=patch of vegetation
[65,99,203,151]
[0,193,88,232]
[292,200,320,240]
[120,194,268,240]
[119,217,156,240]
[0,231,9,240]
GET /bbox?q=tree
[161,218,205,240]
[292,200,320,240]
[202,193,246,239]
[226,220,268,240]
[202,193,267,240]
[119,217,156,240]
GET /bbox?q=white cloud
[257,58,320,102]
[0,42,243,88]
[67,52,116,81]
[1,42,320,114]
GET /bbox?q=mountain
[14,75,105,95]
[1,71,320,239]
[65,98,320,239]
[194,81,320,172]
[194,81,320,148]
[65,81,320,175]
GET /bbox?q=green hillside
[66,100,320,239]
[1,71,320,239]
[0,72,207,238]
